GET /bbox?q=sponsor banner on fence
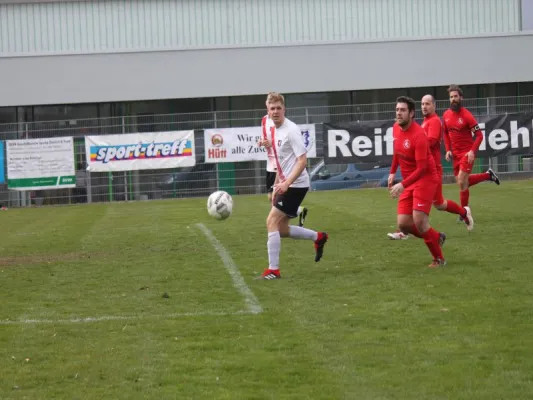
[204,124,317,163]
[85,130,195,172]
[323,112,533,164]
[6,137,76,190]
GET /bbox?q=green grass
[1,180,532,399]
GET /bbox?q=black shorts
[273,187,308,218]
[266,171,276,193]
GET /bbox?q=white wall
[0,0,522,56]
[1,32,532,107]
[523,0,533,30]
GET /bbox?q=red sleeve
[261,116,267,139]
[466,112,483,153]
[390,154,398,174]
[428,137,440,148]
[443,120,452,153]
[427,119,441,142]
[401,135,427,188]
[471,129,483,153]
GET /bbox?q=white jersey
[261,115,276,172]
[265,117,310,188]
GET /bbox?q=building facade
[0,0,532,123]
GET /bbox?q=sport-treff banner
[85,131,195,172]
[323,112,533,164]
[204,124,317,163]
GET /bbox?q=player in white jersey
[261,111,308,227]
[256,92,328,280]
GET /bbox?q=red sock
[421,228,444,260]
[445,200,466,217]
[410,224,423,238]
[469,172,490,187]
[460,189,469,208]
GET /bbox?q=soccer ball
[207,191,233,220]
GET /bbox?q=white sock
[297,206,303,215]
[267,231,281,270]
[289,225,318,241]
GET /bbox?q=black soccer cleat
[439,232,447,247]
[487,168,500,185]
[298,207,308,227]
[314,232,328,262]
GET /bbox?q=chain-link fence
[0,95,532,207]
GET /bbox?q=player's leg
[457,170,470,208]
[413,183,446,267]
[396,188,421,238]
[266,171,275,202]
[397,214,416,236]
[278,188,327,262]
[297,206,308,227]
[433,181,474,231]
[259,206,288,279]
[451,159,465,222]
[468,168,500,186]
[457,155,476,208]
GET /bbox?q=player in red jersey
[443,85,500,213]
[387,94,474,240]
[422,94,474,229]
[388,96,447,268]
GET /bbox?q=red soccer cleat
[428,258,447,268]
[314,232,329,262]
[257,268,281,280]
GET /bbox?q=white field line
[195,223,263,315]
[0,310,251,325]
[1,222,263,325]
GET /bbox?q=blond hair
[266,92,285,106]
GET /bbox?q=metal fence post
[213,111,219,191]
[305,107,311,170]
[122,116,128,201]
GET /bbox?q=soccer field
[1,180,532,399]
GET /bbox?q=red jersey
[442,107,483,156]
[421,113,443,170]
[390,121,438,188]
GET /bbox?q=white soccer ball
[207,191,233,220]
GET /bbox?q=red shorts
[433,182,445,206]
[432,167,445,206]
[398,179,438,215]
[453,153,474,176]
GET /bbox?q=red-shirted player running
[387,94,474,240]
[388,96,447,268]
[422,94,475,228]
[443,85,500,216]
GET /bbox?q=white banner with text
[204,124,317,163]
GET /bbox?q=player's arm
[400,136,428,188]
[388,154,398,188]
[258,116,272,148]
[467,111,483,153]
[442,119,453,161]
[427,119,441,149]
[390,154,399,174]
[443,120,452,153]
